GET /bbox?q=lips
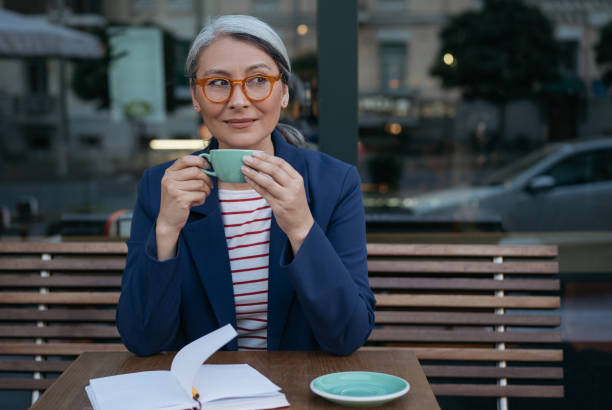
[225,118,257,129]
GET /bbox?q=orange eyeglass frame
[194,74,283,104]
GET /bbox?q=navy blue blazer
[116,130,375,356]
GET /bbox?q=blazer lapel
[181,186,238,350]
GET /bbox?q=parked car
[403,138,612,231]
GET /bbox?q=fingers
[242,152,292,186]
[173,179,212,194]
[243,167,284,199]
[170,165,213,184]
[168,155,209,172]
[254,151,301,178]
[177,191,208,209]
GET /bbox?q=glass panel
[357,3,612,407]
[0,0,317,240]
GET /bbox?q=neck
[217,134,275,156]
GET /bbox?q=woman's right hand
[155,155,213,260]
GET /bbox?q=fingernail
[243,155,253,164]
[241,166,249,173]
[253,151,265,158]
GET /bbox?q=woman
[116,15,375,356]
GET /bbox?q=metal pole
[494,256,508,410]
[316,0,358,165]
[194,0,203,35]
[56,0,68,176]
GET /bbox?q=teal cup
[199,149,262,183]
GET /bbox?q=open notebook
[85,324,289,410]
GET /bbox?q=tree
[431,0,560,138]
[595,20,612,88]
[71,26,112,109]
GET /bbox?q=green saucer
[310,371,410,407]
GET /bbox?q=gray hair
[186,15,307,147]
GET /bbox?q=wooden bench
[0,241,562,407]
[365,243,563,407]
[0,242,127,405]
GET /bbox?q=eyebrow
[202,63,274,77]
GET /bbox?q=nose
[227,82,250,108]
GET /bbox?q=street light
[443,53,455,66]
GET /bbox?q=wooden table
[30,350,440,409]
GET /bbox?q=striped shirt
[218,189,271,351]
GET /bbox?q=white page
[202,394,290,410]
[194,364,281,403]
[85,385,100,410]
[89,370,192,410]
[170,323,238,399]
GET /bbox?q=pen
[191,386,201,410]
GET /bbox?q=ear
[190,79,201,112]
[281,83,289,108]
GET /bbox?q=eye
[247,76,270,87]
[208,78,229,87]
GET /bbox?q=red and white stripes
[219,189,271,351]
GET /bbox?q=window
[79,134,102,149]
[592,149,612,183]
[545,149,612,187]
[131,0,156,11]
[253,0,278,14]
[25,128,51,151]
[166,0,191,11]
[25,59,47,95]
[380,43,407,90]
[378,0,407,12]
[65,0,102,14]
[559,39,579,75]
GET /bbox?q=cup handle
[199,153,216,177]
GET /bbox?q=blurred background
[1,0,612,409]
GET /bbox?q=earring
[194,104,200,112]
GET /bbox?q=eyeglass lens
[205,76,272,102]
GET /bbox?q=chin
[219,132,268,149]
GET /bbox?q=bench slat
[0,258,126,271]
[370,328,562,343]
[0,292,120,304]
[369,277,560,291]
[367,244,558,258]
[375,294,560,309]
[0,325,120,338]
[0,360,70,372]
[0,343,127,355]
[368,260,559,274]
[422,365,563,379]
[374,311,561,326]
[359,346,564,362]
[0,242,127,254]
[0,275,121,287]
[431,383,564,398]
[0,378,56,390]
[0,308,116,321]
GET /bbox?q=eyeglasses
[194,74,282,104]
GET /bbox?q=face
[191,36,289,153]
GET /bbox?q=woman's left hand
[242,151,314,254]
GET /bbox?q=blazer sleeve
[116,169,185,356]
[280,165,375,355]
